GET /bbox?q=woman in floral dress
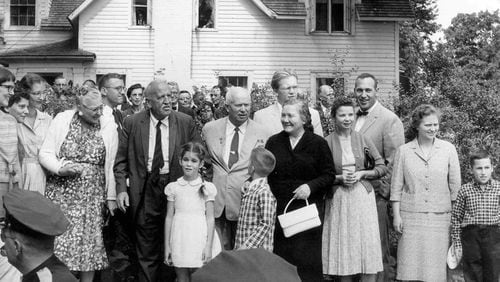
[39,88,118,282]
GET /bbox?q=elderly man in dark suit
[114,80,200,282]
[353,73,405,282]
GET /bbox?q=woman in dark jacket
[265,99,335,282]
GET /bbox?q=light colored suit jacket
[253,103,324,136]
[202,118,271,220]
[356,102,404,198]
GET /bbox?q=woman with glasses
[39,87,118,282]
[0,68,21,210]
[0,67,22,282]
[16,74,53,195]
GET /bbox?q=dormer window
[10,0,36,26]
[312,0,352,34]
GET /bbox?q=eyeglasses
[105,86,126,93]
[0,85,15,92]
[81,104,104,113]
[55,83,67,87]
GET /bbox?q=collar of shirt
[276,102,283,113]
[103,104,113,115]
[226,119,248,136]
[321,104,329,115]
[473,179,495,192]
[178,176,203,187]
[150,113,169,127]
[242,177,267,195]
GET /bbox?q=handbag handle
[283,198,309,214]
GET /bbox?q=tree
[399,0,440,91]
[397,9,500,182]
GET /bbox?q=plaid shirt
[451,179,500,250]
[234,177,276,251]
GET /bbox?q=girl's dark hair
[330,96,355,117]
[283,98,313,132]
[0,68,15,85]
[179,142,208,197]
[127,83,144,99]
[407,104,440,140]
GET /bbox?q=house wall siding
[191,0,399,102]
[79,0,155,86]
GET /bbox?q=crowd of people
[0,66,498,282]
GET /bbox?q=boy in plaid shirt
[234,147,276,251]
[451,150,500,282]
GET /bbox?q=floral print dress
[45,114,108,271]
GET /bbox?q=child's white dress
[165,176,222,267]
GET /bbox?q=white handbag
[278,198,321,238]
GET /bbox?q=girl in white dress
[164,142,221,282]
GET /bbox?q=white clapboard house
[0,0,413,100]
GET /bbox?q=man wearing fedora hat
[1,189,76,282]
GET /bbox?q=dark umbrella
[192,248,301,282]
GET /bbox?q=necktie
[112,109,123,130]
[228,127,239,168]
[356,110,368,116]
[151,121,164,182]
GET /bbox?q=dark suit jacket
[114,110,201,218]
[178,105,195,119]
[265,130,335,213]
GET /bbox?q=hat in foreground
[192,248,301,282]
[3,189,69,236]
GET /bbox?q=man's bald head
[145,80,172,120]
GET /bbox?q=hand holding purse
[278,198,321,238]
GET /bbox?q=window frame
[310,0,353,35]
[194,0,216,31]
[9,0,37,27]
[131,0,152,27]
[215,70,253,89]
[310,72,348,103]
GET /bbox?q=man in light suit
[353,73,405,282]
[114,80,200,282]
[253,70,323,136]
[202,87,271,250]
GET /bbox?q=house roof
[253,0,413,21]
[356,0,414,21]
[251,0,307,19]
[41,0,86,30]
[261,0,307,17]
[0,40,95,62]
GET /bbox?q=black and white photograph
[0,0,498,281]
